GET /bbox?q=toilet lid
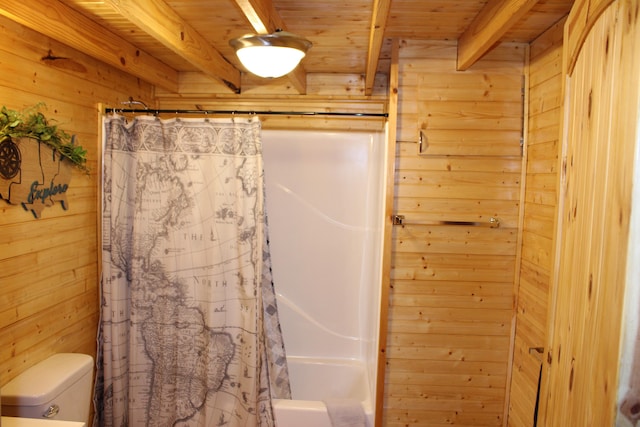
[1,354,92,407]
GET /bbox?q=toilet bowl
[1,353,93,427]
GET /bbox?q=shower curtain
[95,114,290,427]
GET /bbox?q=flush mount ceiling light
[229,30,312,78]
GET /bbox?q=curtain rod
[104,108,388,118]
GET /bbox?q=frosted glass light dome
[230,31,312,78]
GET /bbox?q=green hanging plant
[0,104,88,173]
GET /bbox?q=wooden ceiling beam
[0,0,179,92]
[365,0,392,96]
[233,0,273,34]
[102,0,242,93]
[457,0,540,70]
[231,0,307,94]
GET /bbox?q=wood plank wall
[154,72,389,132]
[0,15,154,384]
[506,18,565,427]
[385,40,525,427]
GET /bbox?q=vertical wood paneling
[0,15,154,383]
[542,0,639,425]
[507,17,565,427]
[385,39,525,427]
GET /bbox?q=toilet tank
[1,353,93,425]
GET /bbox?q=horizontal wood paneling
[507,17,564,427]
[153,66,389,124]
[387,334,509,364]
[0,14,154,384]
[154,71,390,98]
[385,39,525,426]
[394,226,517,255]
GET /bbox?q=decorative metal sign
[0,137,72,218]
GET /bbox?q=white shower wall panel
[261,129,385,362]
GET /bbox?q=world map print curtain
[95,114,291,427]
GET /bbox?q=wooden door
[540,0,640,425]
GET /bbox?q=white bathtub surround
[272,358,374,427]
[262,129,385,427]
[323,399,366,427]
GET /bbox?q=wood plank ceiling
[0,0,573,95]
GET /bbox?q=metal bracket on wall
[417,129,428,155]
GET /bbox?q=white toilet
[1,353,93,427]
